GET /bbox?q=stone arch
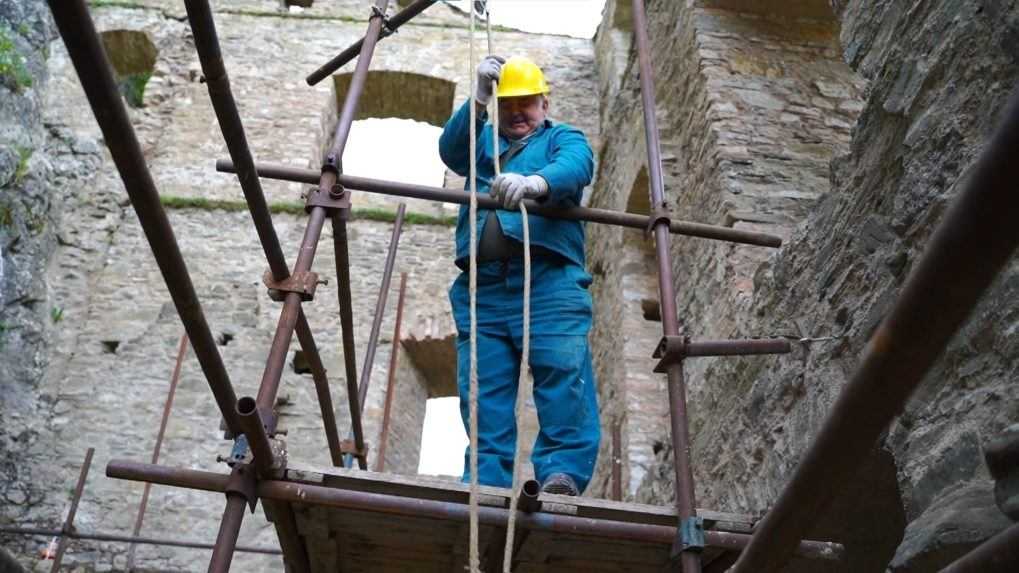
[332,70,456,128]
[99,30,157,108]
[695,0,835,20]
[625,165,650,216]
[318,69,456,164]
[611,0,633,31]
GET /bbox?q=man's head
[499,94,549,139]
[496,56,550,140]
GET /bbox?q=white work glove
[474,55,505,106]
[491,173,549,210]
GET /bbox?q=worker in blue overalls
[438,55,599,496]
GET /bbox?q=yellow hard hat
[497,56,550,98]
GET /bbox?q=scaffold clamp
[645,202,672,237]
[340,439,368,460]
[225,464,259,513]
[263,269,320,302]
[652,335,687,373]
[305,184,351,213]
[670,516,705,559]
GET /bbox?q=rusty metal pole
[375,272,408,473]
[217,160,783,249]
[358,204,406,414]
[306,0,437,86]
[729,87,1019,573]
[105,460,844,562]
[0,527,282,555]
[46,0,241,435]
[939,522,1019,573]
[127,334,189,571]
[345,203,406,468]
[50,448,94,572]
[612,422,623,502]
[207,491,248,573]
[631,0,701,571]
[319,0,391,472]
[182,0,345,467]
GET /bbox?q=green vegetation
[0,26,32,92]
[120,71,151,108]
[14,147,32,183]
[51,306,64,324]
[158,195,457,227]
[0,203,12,228]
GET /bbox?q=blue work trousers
[449,257,600,493]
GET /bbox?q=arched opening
[99,30,157,108]
[319,70,457,216]
[695,0,835,20]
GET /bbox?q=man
[438,55,599,496]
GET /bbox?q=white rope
[483,12,531,573]
[467,9,532,570]
[467,7,481,572]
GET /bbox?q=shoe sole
[541,484,578,496]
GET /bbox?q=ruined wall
[591,0,1019,570]
[0,1,599,570]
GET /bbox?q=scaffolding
[37,0,1019,571]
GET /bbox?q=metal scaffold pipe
[105,460,845,562]
[729,87,1019,573]
[345,204,407,468]
[215,160,784,248]
[306,0,437,86]
[46,0,241,436]
[182,0,345,466]
[317,0,391,472]
[631,0,700,570]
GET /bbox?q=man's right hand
[475,55,505,106]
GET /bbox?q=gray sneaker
[541,473,579,496]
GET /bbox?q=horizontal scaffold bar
[215,160,784,248]
[106,460,844,562]
[0,527,282,556]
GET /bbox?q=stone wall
[590,0,1019,570]
[0,0,599,570]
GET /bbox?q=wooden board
[284,464,757,572]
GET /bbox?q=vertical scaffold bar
[345,203,407,468]
[729,87,1019,573]
[46,0,241,435]
[375,272,409,473]
[49,448,94,572]
[127,334,189,571]
[182,0,345,467]
[332,217,365,465]
[321,0,392,471]
[630,1,701,571]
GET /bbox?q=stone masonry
[1,1,599,570]
[3,0,1019,571]
[589,0,1018,571]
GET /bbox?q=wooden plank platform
[283,463,758,572]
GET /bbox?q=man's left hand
[491,173,549,210]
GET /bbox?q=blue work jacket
[438,100,595,268]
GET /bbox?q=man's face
[498,94,549,139]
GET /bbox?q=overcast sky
[445,0,607,39]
